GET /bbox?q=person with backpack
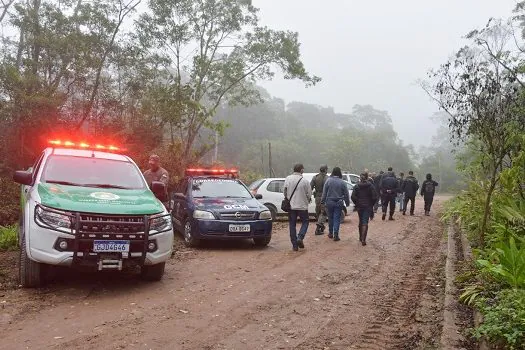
[321,167,350,242]
[283,163,312,251]
[402,170,419,216]
[379,167,399,221]
[351,172,378,246]
[420,173,438,216]
[311,165,329,235]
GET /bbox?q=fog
[253,0,517,147]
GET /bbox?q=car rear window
[248,179,265,191]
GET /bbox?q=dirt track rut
[0,197,448,350]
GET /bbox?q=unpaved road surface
[0,197,449,350]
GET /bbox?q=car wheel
[264,204,278,221]
[140,262,165,281]
[253,236,271,247]
[183,218,200,248]
[19,234,45,288]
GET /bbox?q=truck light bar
[185,168,239,177]
[48,140,124,152]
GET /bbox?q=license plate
[93,240,130,253]
[229,224,251,233]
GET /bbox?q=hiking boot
[333,235,340,242]
[315,224,324,235]
[297,239,305,249]
[328,233,333,239]
[388,215,394,221]
[402,211,406,216]
[382,213,386,221]
[292,246,298,251]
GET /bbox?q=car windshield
[192,178,252,198]
[41,155,146,190]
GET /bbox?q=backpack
[424,181,435,194]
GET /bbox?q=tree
[135,0,320,170]
[425,20,525,247]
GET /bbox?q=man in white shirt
[284,163,312,251]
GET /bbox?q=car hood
[192,197,265,212]
[37,183,164,215]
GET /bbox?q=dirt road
[0,197,449,350]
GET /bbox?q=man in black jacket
[373,170,384,213]
[379,167,399,221]
[402,170,419,216]
[421,173,439,216]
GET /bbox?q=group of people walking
[283,164,438,251]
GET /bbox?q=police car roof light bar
[48,140,124,152]
[186,168,239,177]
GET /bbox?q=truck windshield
[192,178,252,198]
[41,155,146,190]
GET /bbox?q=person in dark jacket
[396,172,405,213]
[373,170,384,213]
[311,165,329,235]
[321,167,350,241]
[351,172,378,246]
[421,173,438,216]
[402,170,419,216]
[379,167,399,221]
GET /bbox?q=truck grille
[76,214,146,238]
[220,212,257,221]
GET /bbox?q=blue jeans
[358,208,371,225]
[288,210,309,248]
[326,199,343,235]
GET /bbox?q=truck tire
[140,262,165,281]
[19,235,44,288]
[253,236,271,247]
[183,218,200,248]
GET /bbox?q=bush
[0,225,18,251]
[473,288,525,350]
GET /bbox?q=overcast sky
[253,0,518,148]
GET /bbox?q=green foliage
[478,237,525,289]
[473,289,525,350]
[0,225,17,251]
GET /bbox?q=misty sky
[253,0,518,148]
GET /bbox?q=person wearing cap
[143,155,169,207]
[311,164,329,235]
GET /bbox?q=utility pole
[268,142,274,177]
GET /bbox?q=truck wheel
[140,262,165,281]
[183,218,200,248]
[19,235,44,288]
[253,236,271,247]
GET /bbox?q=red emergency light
[48,140,124,152]
[185,168,239,178]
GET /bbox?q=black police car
[171,168,273,247]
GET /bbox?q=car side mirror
[255,194,263,200]
[13,170,32,186]
[151,181,167,201]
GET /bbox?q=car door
[172,178,189,229]
[263,180,285,213]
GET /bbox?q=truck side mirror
[151,181,167,201]
[13,170,32,186]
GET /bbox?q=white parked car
[248,177,353,221]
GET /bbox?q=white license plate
[229,224,251,233]
[93,240,130,253]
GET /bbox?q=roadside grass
[0,225,18,251]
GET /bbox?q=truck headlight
[259,210,272,220]
[193,210,215,220]
[35,206,72,233]
[149,214,172,233]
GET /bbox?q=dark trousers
[382,192,396,215]
[404,195,416,214]
[424,195,434,212]
[288,210,309,248]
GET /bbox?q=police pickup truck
[13,140,174,287]
[171,168,273,247]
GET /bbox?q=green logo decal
[90,192,120,201]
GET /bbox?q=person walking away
[367,172,376,220]
[396,172,405,213]
[143,154,170,208]
[321,167,350,242]
[420,173,438,216]
[284,164,312,251]
[379,167,399,221]
[351,172,378,246]
[373,170,384,213]
[311,165,329,235]
[402,170,419,216]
